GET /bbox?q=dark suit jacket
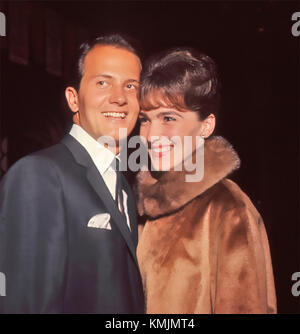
[0,134,145,313]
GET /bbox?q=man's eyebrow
[126,79,140,84]
[91,74,113,80]
[91,74,139,83]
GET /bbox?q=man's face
[69,45,141,153]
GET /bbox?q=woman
[136,48,277,314]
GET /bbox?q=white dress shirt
[69,124,131,230]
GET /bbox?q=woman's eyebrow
[157,111,183,118]
[139,110,184,120]
[139,112,150,119]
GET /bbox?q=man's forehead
[82,45,141,77]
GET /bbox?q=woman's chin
[149,157,185,172]
[148,149,187,172]
[150,162,170,172]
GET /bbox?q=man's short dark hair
[73,33,140,90]
[140,47,220,120]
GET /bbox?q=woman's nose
[146,127,172,151]
[140,122,161,142]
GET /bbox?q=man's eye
[126,83,137,90]
[97,80,107,87]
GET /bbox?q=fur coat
[136,136,277,314]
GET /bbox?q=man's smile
[102,111,127,119]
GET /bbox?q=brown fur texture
[136,136,277,314]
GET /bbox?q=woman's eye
[163,116,176,122]
[139,118,148,124]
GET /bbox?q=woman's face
[139,106,213,171]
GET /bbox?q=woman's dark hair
[72,33,140,90]
[140,48,220,120]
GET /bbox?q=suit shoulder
[30,142,70,162]
[1,143,69,184]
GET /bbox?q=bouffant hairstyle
[140,47,220,120]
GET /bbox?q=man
[0,34,145,313]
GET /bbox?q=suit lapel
[121,173,138,247]
[61,134,138,265]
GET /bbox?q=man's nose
[109,86,127,106]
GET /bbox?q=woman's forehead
[140,89,185,111]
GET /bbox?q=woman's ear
[200,114,216,138]
[65,86,79,113]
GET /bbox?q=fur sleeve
[211,205,277,314]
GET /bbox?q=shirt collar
[69,124,118,175]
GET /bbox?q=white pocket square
[87,213,111,230]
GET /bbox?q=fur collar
[136,136,241,219]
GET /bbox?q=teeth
[103,112,126,118]
[152,146,171,153]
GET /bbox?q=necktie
[114,158,125,215]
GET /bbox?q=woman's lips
[150,145,173,159]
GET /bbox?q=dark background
[0,0,299,313]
